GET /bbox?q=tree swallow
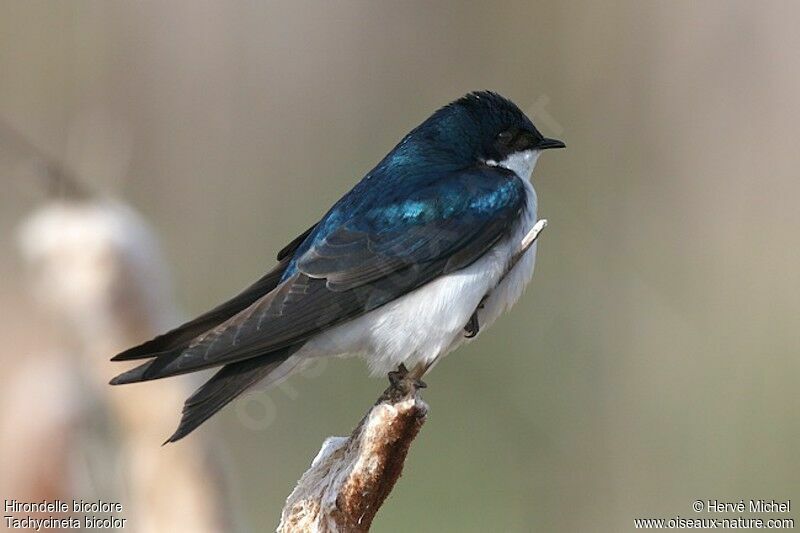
[111,91,565,442]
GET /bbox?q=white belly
[296,179,539,375]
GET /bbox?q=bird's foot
[464,311,480,338]
[387,363,408,387]
[387,364,427,397]
[464,295,487,338]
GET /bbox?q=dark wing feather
[299,218,465,290]
[164,344,301,443]
[110,166,525,383]
[111,224,315,362]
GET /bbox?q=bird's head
[395,91,565,180]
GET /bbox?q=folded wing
[111,166,525,384]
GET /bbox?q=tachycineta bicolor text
[111,91,565,442]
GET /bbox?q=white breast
[297,150,542,375]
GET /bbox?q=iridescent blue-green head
[387,91,565,178]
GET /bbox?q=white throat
[484,149,541,181]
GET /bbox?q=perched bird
[111,91,565,442]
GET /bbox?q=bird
[110,91,565,443]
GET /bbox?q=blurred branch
[278,365,427,533]
[0,116,87,198]
[16,198,227,531]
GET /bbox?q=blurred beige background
[1,1,798,531]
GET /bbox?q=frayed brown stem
[278,366,428,532]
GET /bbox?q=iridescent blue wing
[110,166,525,384]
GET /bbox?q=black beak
[536,137,566,150]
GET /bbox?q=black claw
[464,295,487,338]
[464,311,479,338]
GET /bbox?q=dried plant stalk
[278,367,427,533]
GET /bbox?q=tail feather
[112,266,289,362]
[164,346,302,443]
[109,351,183,385]
[112,222,317,363]
[109,225,320,441]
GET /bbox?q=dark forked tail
[110,224,317,442]
[164,345,301,443]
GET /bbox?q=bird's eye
[497,130,513,143]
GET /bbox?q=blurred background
[1,1,798,531]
